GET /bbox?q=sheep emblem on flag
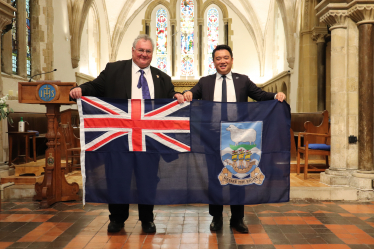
[219,121,265,186]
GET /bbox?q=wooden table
[8,131,37,166]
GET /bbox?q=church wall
[226,5,260,83]
[117,5,149,62]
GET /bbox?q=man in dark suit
[70,34,184,234]
[183,44,286,233]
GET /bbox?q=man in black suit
[183,44,286,233]
[70,34,184,234]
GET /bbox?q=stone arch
[82,1,101,75]
[281,81,287,95]
[200,0,228,19]
[67,0,94,68]
[280,81,291,100]
[110,0,153,61]
[220,0,264,76]
[275,0,298,69]
[145,0,174,20]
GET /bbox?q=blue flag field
[77,97,291,205]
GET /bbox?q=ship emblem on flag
[78,96,191,152]
[219,121,265,186]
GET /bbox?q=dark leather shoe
[230,219,249,233]
[107,221,124,233]
[142,221,156,233]
[210,216,223,231]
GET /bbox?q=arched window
[26,0,31,76]
[180,0,194,76]
[156,8,168,73]
[11,0,17,74]
[206,7,218,74]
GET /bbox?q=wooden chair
[296,110,330,179]
[60,122,81,173]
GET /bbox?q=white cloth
[213,71,236,102]
[131,61,155,99]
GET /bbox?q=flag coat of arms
[78,97,291,205]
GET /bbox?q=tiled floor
[1,200,374,248]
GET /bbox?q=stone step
[2,184,83,200]
[2,184,359,201]
[290,186,357,201]
[0,168,15,178]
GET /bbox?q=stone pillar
[1,29,12,74]
[312,27,328,111]
[223,18,228,45]
[358,23,374,172]
[16,0,26,78]
[145,19,150,36]
[0,2,16,163]
[30,0,40,78]
[198,18,203,76]
[171,19,176,77]
[349,5,374,173]
[319,11,355,185]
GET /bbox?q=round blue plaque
[38,84,56,102]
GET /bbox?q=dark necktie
[137,69,151,99]
[222,75,227,102]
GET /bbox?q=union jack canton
[78,96,191,153]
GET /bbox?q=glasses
[134,48,152,55]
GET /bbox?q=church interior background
[1,0,374,248]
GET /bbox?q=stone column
[30,0,40,78]
[0,2,16,163]
[170,19,176,77]
[223,18,228,45]
[198,18,203,76]
[1,28,12,74]
[16,0,26,78]
[319,11,353,178]
[312,27,328,111]
[349,5,374,173]
[145,19,150,35]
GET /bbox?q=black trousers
[209,204,244,222]
[108,204,154,223]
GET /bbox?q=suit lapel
[232,73,240,102]
[151,67,161,99]
[123,60,132,99]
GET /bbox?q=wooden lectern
[18,82,80,208]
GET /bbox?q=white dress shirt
[131,60,155,99]
[213,71,237,102]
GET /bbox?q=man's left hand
[276,92,286,102]
[174,93,185,104]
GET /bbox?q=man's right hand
[183,91,193,102]
[70,87,82,99]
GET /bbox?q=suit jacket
[190,73,275,102]
[79,59,176,99]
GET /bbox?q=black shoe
[107,221,124,233]
[210,216,223,231]
[142,221,156,233]
[230,219,249,233]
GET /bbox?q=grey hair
[132,34,155,51]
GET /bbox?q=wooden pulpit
[18,82,80,208]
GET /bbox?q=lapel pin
[236,77,239,79]
[157,75,159,78]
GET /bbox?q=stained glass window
[180,0,194,76]
[207,7,218,74]
[156,8,167,73]
[26,0,31,76]
[11,0,17,74]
